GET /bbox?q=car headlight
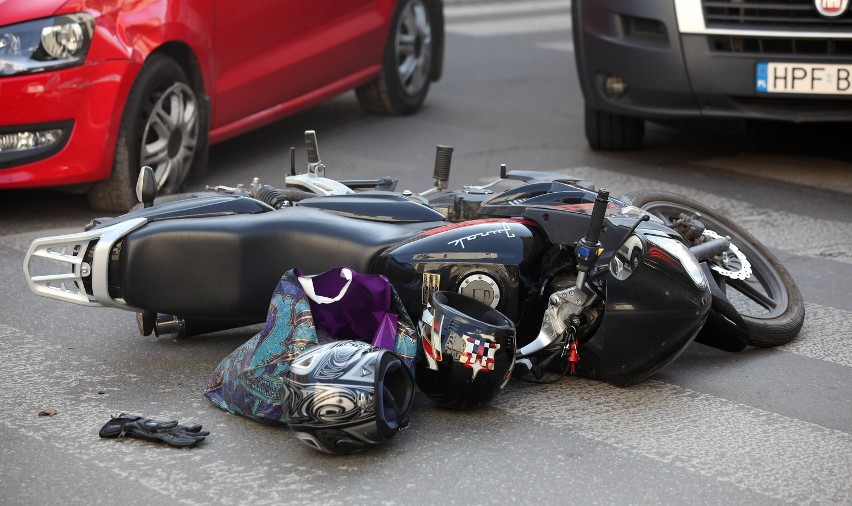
[0,14,94,76]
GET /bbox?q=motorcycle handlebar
[584,188,609,244]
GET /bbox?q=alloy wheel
[395,0,432,96]
[140,82,199,193]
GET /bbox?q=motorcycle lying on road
[24,131,804,387]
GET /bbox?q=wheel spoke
[728,277,778,311]
[397,32,417,57]
[141,139,169,166]
[154,102,176,132]
[146,111,171,141]
[167,93,183,127]
[415,4,431,37]
[157,159,174,188]
[398,58,418,85]
[181,99,197,131]
[179,140,196,160]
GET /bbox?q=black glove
[99,414,209,447]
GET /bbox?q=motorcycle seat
[119,207,441,321]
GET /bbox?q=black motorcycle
[23,131,804,386]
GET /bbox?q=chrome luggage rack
[23,218,148,309]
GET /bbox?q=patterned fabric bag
[204,267,418,424]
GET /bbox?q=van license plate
[756,62,852,95]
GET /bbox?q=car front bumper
[0,58,139,189]
[572,0,852,123]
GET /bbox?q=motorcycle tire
[621,190,805,347]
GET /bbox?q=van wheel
[584,105,644,151]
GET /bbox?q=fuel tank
[374,218,547,326]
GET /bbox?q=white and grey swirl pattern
[285,384,375,428]
[313,343,368,381]
[281,341,380,430]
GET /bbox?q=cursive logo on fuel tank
[447,222,516,249]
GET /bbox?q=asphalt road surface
[2,1,851,504]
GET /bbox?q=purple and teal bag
[204,267,418,424]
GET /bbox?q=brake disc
[703,230,752,280]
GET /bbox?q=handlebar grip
[433,145,453,183]
[585,188,610,244]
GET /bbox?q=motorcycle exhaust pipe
[138,311,252,339]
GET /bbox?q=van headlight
[0,14,94,76]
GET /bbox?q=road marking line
[782,303,852,368]
[495,379,852,503]
[554,165,852,265]
[536,40,574,52]
[447,14,571,37]
[0,297,849,501]
[0,324,328,503]
[445,0,571,18]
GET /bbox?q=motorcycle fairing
[576,232,712,387]
[118,207,435,321]
[694,263,750,352]
[476,180,616,220]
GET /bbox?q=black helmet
[281,340,415,454]
[416,291,516,410]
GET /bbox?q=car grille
[702,0,852,31]
[709,35,852,56]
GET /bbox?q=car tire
[88,54,208,212]
[356,0,436,115]
[584,105,644,151]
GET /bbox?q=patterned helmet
[416,291,516,410]
[281,340,415,454]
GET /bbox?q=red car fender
[46,0,214,180]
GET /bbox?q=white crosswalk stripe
[5,292,849,504]
[445,0,572,18]
[446,14,571,37]
[498,164,852,265]
[495,379,852,504]
[445,0,572,38]
[782,303,852,368]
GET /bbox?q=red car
[0,0,444,211]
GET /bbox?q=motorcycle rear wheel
[622,190,804,347]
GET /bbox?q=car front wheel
[88,54,207,212]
